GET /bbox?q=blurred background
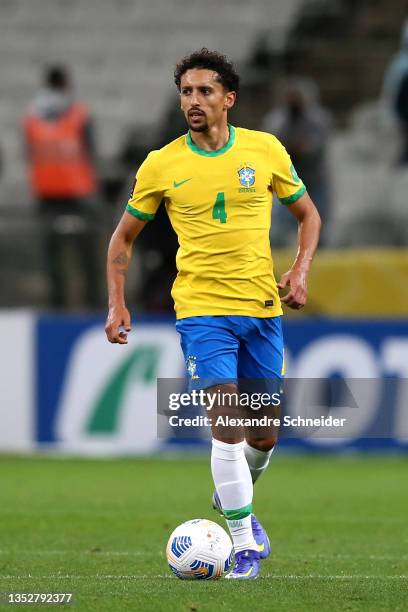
[0,0,407,454]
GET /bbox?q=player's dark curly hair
[174,48,240,93]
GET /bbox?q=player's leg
[210,393,261,579]
[237,315,285,558]
[210,384,256,549]
[175,317,260,579]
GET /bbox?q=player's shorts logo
[187,355,199,379]
[238,166,255,188]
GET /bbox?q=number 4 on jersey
[212,192,227,224]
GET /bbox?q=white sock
[244,441,274,484]
[211,438,257,552]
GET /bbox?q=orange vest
[24,103,97,198]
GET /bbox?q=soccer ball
[166,518,234,580]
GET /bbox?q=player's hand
[105,306,132,344]
[277,268,307,310]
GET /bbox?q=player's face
[180,69,236,132]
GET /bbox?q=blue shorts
[176,315,284,391]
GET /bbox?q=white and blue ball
[166,519,233,580]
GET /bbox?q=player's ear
[224,91,236,110]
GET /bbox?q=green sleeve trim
[279,184,306,205]
[126,205,155,221]
[223,503,253,520]
[186,124,235,157]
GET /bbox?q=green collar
[186,124,235,157]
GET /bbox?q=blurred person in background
[382,20,408,165]
[23,65,100,309]
[262,78,331,246]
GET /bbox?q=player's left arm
[277,191,321,309]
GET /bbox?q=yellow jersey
[127,125,306,319]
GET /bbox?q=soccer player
[105,49,321,579]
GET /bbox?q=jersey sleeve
[270,137,307,205]
[126,151,164,221]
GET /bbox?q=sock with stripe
[211,438,257,552]
[244,441,274,484]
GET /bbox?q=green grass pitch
[0,454,407,611]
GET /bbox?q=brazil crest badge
[238,166,255,188]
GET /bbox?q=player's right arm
[105,212,147,344]
[105,151,164,343]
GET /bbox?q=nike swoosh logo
[173,178,193,188]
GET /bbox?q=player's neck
[189,122,230,152]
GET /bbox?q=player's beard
[187,114,209,132]
[189,121,209,132]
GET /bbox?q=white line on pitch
[0,551,405,562]
[0,575,407,580]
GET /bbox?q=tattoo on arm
[112,252,129,265]
[112,251,129,276]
